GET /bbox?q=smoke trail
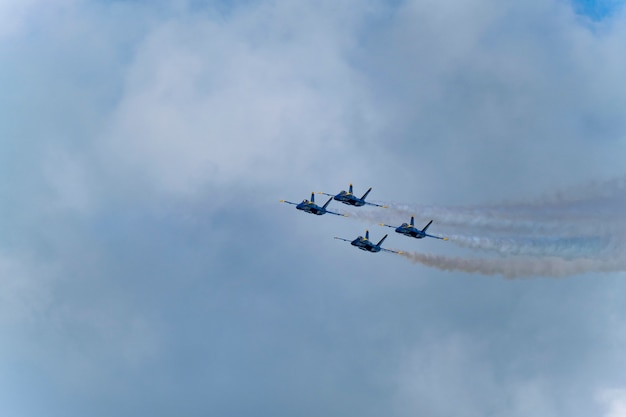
[366,178,624,236]
[345,204,621,242]
[445,234,609,258]
[399,251,626,279]
[346,178,626,277]
[383,202,622,235]
[383,179,626,234]
[495,176,626,207]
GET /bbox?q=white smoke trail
[345,205,617,240]
[494,176,626,207]
[383,202,622,236]
[445,234,609,258]
[384,178,626,233]
[346,178,626,277]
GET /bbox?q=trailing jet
[334,229,402,254]
[318,183,387,208]
[380,216,448,240]
[280,192,346,216]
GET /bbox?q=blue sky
[1,0,626,416]
[573,0,624,20]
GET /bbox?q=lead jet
[380,216,448,240]
[318,183,387,208]
[280,192,346,216]
[334,230,402,254]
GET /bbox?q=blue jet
[280,192,346,216]
[318,183,387,208]
[380,216,448,240]
[334,229,402,254]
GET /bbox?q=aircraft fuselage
[395,226,426,238]
[351,238,381,252]
[333,192,365,206]
[295,201,326,215]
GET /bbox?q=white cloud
[3,1,626,416]
[0,253,52,326]
[0,0,79,39]
[392,334,500,416]
[598,389,626,417]
[98,2,379,195]
[42,149,94,214]
[357,0,626,203]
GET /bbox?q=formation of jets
[281,183,448,255]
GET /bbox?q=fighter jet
[318,183,387,208]
[280,192,346,216]
[334,229,402,254]
[380,216,448,240]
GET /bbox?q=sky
[1,0,626,416]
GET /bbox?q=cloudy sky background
[2,0,626,415]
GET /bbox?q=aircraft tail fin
[421,220,433,232]
[349,183,353,194]
[322,196,333,209]
[365,230,370,240]
[410,216,415,227]
[360,187,372,200]
[310,192,315,203]
[376,234,388,246]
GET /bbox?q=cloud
[96,1,380,195]
[0,0,77,39]
[2,1,626,416]
[354,0,626,203]
[392,334,500,416]
[0,253,52,326]
[598,389,626,417]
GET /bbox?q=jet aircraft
[280,193,346,216]
[334,229,402,254]
[380,216,448,240]
[318,183,387,208]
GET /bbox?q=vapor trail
[445,234,609,258]
[399,251,626,279]
[383,202,622,235]
[345,178,626,276]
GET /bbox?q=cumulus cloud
[2,1,626,416]
[356,0,626,203]
[97,1,380,195]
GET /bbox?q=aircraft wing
[280,200,298,206]
[326,210,348,217]
[333,237,352,242]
